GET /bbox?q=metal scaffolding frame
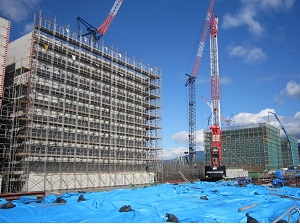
[281,135,299,168]
[0,12,163,193]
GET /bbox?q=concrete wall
[226,169,248,178]
[25,172,155,192]
[7,32,31,69]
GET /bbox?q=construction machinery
[204,16,226,180]
[185,0,214,166]
[77,0,123,41]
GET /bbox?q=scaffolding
[0,11,162,193]
[203,123,297,172]
[281,135,299,168]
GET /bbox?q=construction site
[204,123,299,174]
[0,0,300,222]
[0,8,162,193]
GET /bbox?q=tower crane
[204,16,226,179]
[77,0,123,41]
[185,0,214,165]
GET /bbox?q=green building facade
[281,136,299,168]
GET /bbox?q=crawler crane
[204,16,226,180]
[185,0,214,165]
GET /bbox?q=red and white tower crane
[77,0,123,41]
[185,0,214,165]
[204,16,226,179]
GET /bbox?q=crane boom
[97,0,123,36]
[185,0,214,165]
[77,0,123,41]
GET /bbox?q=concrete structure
[204,123,300,173]
[0,12,162,193]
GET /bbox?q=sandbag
[166,213,179,223]
[78,195,86,202]
[55,197,66,204]
[0,201,16,209]
[246,213,259,223]
[119,205,132,212]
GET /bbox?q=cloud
[222,0,295,36]
[171,130,204,145]
[275,80,300,103]
[222,4,264,36]
[171,131,188,144]
[259,0,295,11]
[283,81,300,99]
[164,130,205,160]
[0,0,40,23]
[222,1,264,37]
[163,146,187,160]
[228,44,267,63]
[233,108,274,125]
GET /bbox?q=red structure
[204,16,226,179]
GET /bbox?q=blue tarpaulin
[0,181,300,223]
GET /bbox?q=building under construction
[204,123,300,173]
[0,12,162,193]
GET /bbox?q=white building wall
[7,32,31,69]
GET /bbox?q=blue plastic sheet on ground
[0,181,300,223]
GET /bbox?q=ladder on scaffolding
[179,171,189,182]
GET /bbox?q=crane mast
[204,16,226,180]
[185,0,214,165]
[209,17,222,167]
